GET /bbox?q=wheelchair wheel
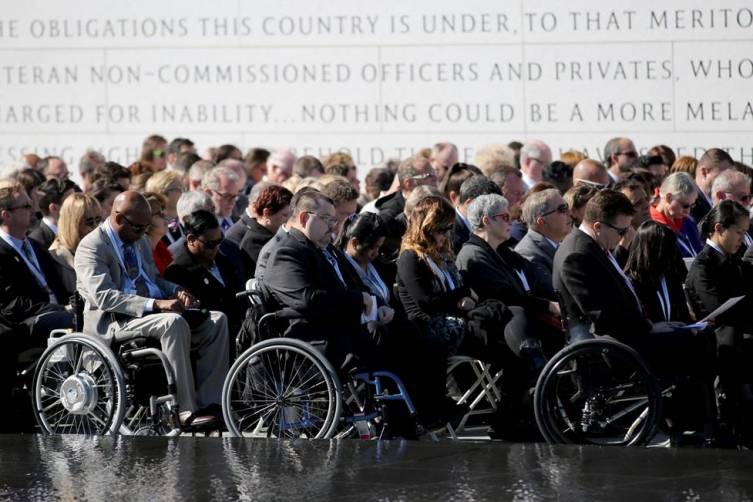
[32,334,127,435]
[222,338,342,439]
[534,339,662,446]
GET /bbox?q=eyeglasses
[211,189,239,203]
[577,179,608,190]
[116,212,149,233]
[491,212,511,222]
[84,215,102,227]
[599,220,630,237]
[198,237,223,249]
[540,203,569,217]
[618,151,638,158]
[306,211,338,228]
[165,186,185,195]
[411,172,436,182]
[152,149,165,158]
[7,203,32,211]
[727,192,752,205]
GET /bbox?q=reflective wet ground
[1,435,753,501]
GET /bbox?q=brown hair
[670,156,699,177]
[401,195,455,261]
[253,185,293,216]
[583,189,635,224]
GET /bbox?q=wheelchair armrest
[257,308,303,336]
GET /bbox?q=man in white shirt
[29,179,78,249]
[202,166,241,232]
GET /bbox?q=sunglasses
[84,215,102,227]
[211,189,239,203]
[152,149,165,158]
[599,220,630,237]
[618,151,638,158]
[116,212,149,233]
[540,203,569,217]
[198,237,223,249]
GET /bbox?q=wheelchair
[222,280,424,439]
[532,298,712,447]
[31,294,183,436]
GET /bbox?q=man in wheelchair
[553,189,713,440]
[75,191,229,428]
[262,189,380,369]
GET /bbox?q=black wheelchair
[31,294,185,436]
[222,280,423,439]
[532,297,714,447]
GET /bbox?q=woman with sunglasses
[650,172,703,258]
[49,193,102,301]
[164,209,245,345]
[143,192,172,276]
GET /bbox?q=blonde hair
[145,169,184,195]
[55,193,101,252]
[400,195,455,262]
[560,150,586,169]
[474,144,516,176]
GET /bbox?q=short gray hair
[712,169,751,195]
[521,188,561,227]
[201,166,239,192]
[177,190,214,222]
[467,193,509,231]
[660,172,696,198]
[188,160,214,183]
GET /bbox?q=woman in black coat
[164,210,246,351]
[685,200,753,421]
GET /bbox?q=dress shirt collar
[706,238,725,256]
[456,208,471,231]
[42,217,58,235]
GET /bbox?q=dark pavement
[1,435,753,501]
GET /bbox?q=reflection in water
[1,436,753,500]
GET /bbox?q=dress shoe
[179,411,217,428]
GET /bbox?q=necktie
[221,218,232,231]
[122,244,150,297]
[21,239,56,303]
[323,250,346,287]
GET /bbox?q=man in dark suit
[263,191,374,366]
[554,189,696,364]
[28,179,78,249]
[515,188,571,299]
[452,175,501,254]
[691,148,734,224]
[0,184,72,346]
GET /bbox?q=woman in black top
[239,185,292,275]
[686,201,753,416]
[395,196,476,425]
[625,220,691,324]
[164,210,245,353]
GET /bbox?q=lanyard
[677,237,697,257]
[105,224,159,297]
[656,276,671,321]
[515,269,531,292]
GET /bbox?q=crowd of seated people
[2,135,753,443]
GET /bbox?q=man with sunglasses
[0,184,72,431]
[75,191,229,428]
[604,137,638,184]
[516,189,571,299]
[555,189,685,346]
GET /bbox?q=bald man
[573,159,610,189]
[75,191,229,427]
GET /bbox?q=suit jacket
[515,229,557,299]
[451,212,472,255]
[164,241,245,333]
[263,228,364,341]
[686,244,753,330]
[28,220,56,250]
[169,235,246,284]
[239,219,275,275]
[631,273,691,324]
[254,226,289,280]
[553,228,651,343]
[226,211,254,245]
[75,223,180,336]
[456,234,551,314]
[690,186,712,226]
[0,236,68,332]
